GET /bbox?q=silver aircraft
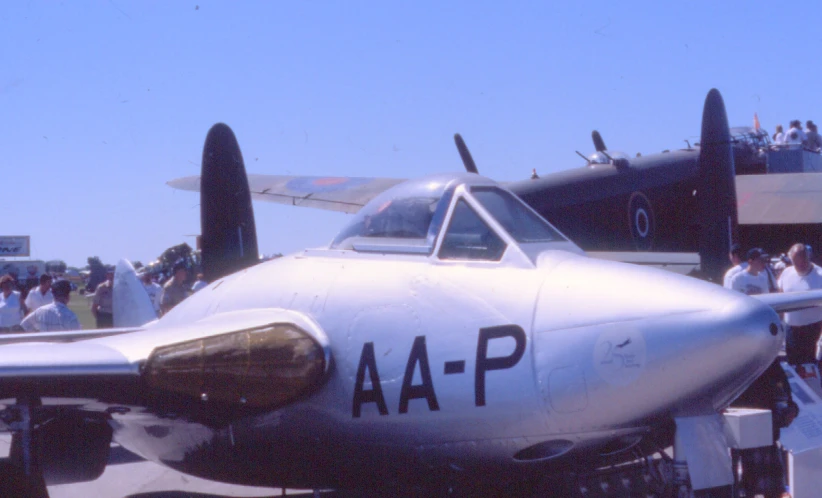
[0,169,819,497]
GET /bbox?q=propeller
[592,130,608,152]
[200,123,260,283]
[454,133,479,174]
[697,89,737,283]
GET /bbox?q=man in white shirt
[24,274,53,315]
[729,248,771,296]
[20,280,80,332]
[778,243,822,365]
[0,275,23,330]
[786,120,807,145]
[723,243,748,288]
[140,272,162,315]
[773,124,785,145]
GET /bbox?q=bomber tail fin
[697,89,738,283]
[200,123,260,282]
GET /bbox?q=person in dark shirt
[161,261,190,315]
[804,122,822,151]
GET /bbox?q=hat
[746,248,768,260]
[105,266,115,274]
[173,261,187,273]
[52,280,71,298]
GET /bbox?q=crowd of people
[722,241,822,496]
[771,119,822,150]
[0,260,210,332]
[89,261,209,329]
[723,242,822,366]
[0,273,80,332]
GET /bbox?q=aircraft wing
[0,308,330,408]
[0,328,140,346]
[587,252,700,276]
[168,174,406,214]
[736,173,822,224]
[751,290,822,313]
[0,341,138,379]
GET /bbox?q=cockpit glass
[439,199,506,261]
[330,176,453,250]
[470,187,564,243]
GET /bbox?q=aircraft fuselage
[108,248,780,490]
[509,150,700,254]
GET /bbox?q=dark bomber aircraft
[505,113,822,281]
[168,89,822,283]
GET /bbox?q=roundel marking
[627,192,655,251]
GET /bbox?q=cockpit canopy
[330,173,570,260]
[586,151,631,167]
[730,127,771,149]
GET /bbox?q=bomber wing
[751,290,822,313]
[586,252,700,276]
[168,174,405,214]
[736,173,822,224]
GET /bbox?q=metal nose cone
[669,292,783,415]
[532,255,783,427]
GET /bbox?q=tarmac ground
[0,435,328,498]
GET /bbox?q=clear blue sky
[3,1,820,268]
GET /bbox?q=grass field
[67,291,97,330]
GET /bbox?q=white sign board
[0,236,30,257]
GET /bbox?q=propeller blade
[454,133,479,174]
[592,130,607,152]
[200,123,260,283]
[697,89,737,283]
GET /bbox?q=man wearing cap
[723,243,748,289]
[24,274,53,315]
[92,267,115,328]
[728,248,771,296]
[161,262,189,315]
[778,243,822,365]
[20,280,80,332]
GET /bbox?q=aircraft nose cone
[673,292,783,413]
[532,254,783,426]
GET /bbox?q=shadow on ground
[126,493,339,498]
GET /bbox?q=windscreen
[331,176,454,249]
[470,187,565,243]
